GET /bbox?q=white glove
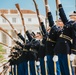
[59,0,61,4]
[38,15,43,22]
[44,56,47,61]
[38,15,42,18]
[53,55,58,62]
[45,5,51,12]
[14,28,17,32]
[70,54,75,61]
[13,38,16,41]
[36,61,40,65]
[38,15,43,19]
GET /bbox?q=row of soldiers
[0,0,76,75]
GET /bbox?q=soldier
[27,31,46,75]
[26,31,37,75]
[35,32,46,75]
[53,0,76,75]
[12,39,31,75]
[69,11,76,75]
[39,4,61,75]
[9,48,19,75]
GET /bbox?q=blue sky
[0,0,75,20]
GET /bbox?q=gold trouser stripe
[35,61,38,75]
[44,57,48,75]
[16,65,18,75]
[28,61,30,75]
[12,65,14,75]
[54,62,57,75]
[67,54,72,75]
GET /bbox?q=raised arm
[47,10,54,27]
[26,31,33,41]
[33,0,48,36]
[56,0,68,24]
[43,0,54,27]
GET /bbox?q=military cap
[69,11,76,16]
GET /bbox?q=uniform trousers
[47,55,60,75]
[58,54,74,75]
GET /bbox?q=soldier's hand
[53,55,58,62]
[45,4,51,12]
[70,54,75,61]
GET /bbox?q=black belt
[47,38,56,43]
[29,48,38,53]
[59,34,73,43]
[71,49,76,52]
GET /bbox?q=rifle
[0,42,12,48]
[0,65,9,75]
[1,14,18,35]
[15,4,26,33]
[43,0,48,17]
[33,0,45,36]
[33,0,41,25]
[0,27,23,48]
[1,14,25,43]
[0,62,9,68]
[44,0,48,29]
[56,0,59,24]
[0,66,9,75]
[15,4,26,43]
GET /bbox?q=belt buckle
[70,39,73,43]
[47,38,50,41]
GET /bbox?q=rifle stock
[0,27,14,40]
[55,0,59,24]
[33,0,41,25]
[0,62,9,68]
[0,27,22,47]
[44,0,48,17]
[1,14,18,35]
[15,4,26,33]
[0,42,12,48]
[1,14,25,42]
[56,0,59,9]
[33,0,46,36]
